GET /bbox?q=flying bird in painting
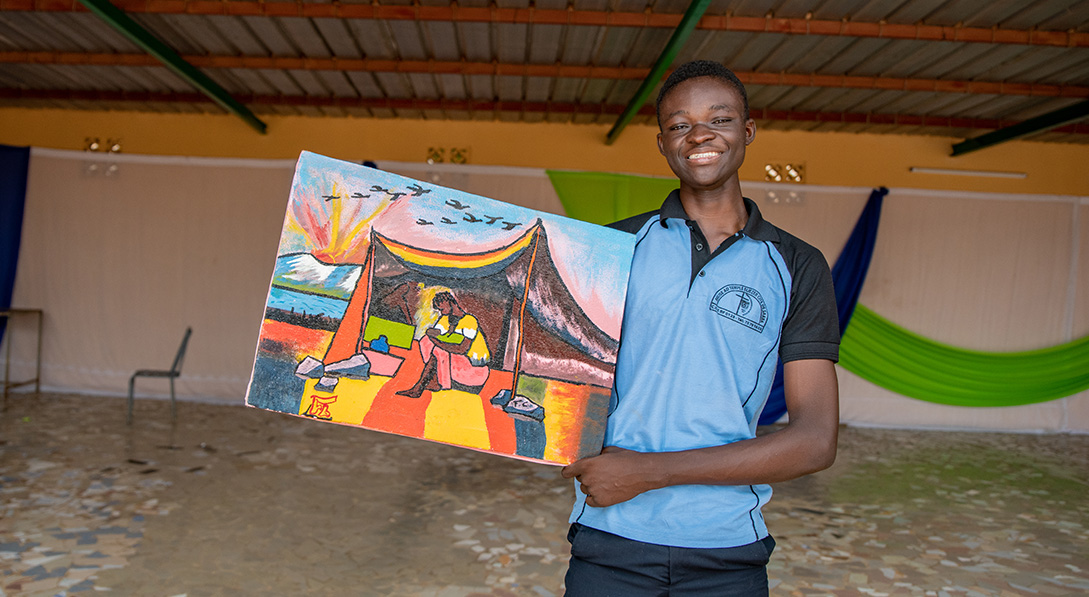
[370,185,407,201]
[501,221,522,230]
[351,192,369,199]
[408,184,431,197]
[440,217,457,225]
[446,199,471,210]
[416,218,434,226]
[484,215,503,225]
[463,213,483,224]
[322,194,340,201]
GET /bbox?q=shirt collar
[657,189,780,242]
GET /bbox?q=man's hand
[561,447,661,508]
[560,359,838,508]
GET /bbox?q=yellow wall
[2,107,1087,195]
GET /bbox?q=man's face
[656,77,756,193]
[435,299,452,315]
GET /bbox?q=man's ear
[657,132,665,156]
[744,119,757,146]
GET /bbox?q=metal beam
[11,87,1088,137]
[605,0,712,145]
[10,0,1089,49]
[75,0,266,134]
[951,99,1089,156]
[8,50,1089,101]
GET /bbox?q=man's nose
[687,122,714,142]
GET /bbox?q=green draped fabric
[546,170,678,225]
[840,305,1089,406]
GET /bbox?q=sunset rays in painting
[283,180,390,264]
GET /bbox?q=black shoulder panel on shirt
[608,210,660,234]
[772,227,841,363]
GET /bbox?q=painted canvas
[245,152,635,465]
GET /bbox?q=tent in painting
[323,220,620,396]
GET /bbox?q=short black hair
[656,60,750,125]
[432,291,457,308]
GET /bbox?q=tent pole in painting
[507,223,542,399]
[604,0,713,146]
[356,236,377,354]
[75,0,267,134]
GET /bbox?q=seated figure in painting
[397,291,490,397]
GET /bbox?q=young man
[560,60,841,595]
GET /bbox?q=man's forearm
[562,359,839,508]
[565,415,836,508]
[629,420,837,490]
[658,358,839,486]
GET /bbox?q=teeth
[687,152,720,160]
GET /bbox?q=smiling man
[560,61,841,595]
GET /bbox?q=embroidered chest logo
[710,285,768,333]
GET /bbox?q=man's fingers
[561,461,585,479]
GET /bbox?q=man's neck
[679,184,748,250]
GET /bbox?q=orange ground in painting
[257,320,598,464]
[357,340,519,457]
[540,380,587,464]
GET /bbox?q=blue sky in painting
[274,151,635,337]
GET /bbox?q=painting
[245,152,635,466]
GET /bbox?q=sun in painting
[281,181,390,264]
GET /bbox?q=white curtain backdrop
[3,150,567,405]
[8,150,296,402]
[5,149,1086,432]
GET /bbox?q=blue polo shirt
[570,191,839,549]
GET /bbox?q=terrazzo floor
[0,393,1086,596]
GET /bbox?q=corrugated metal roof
[1,0,1087,143]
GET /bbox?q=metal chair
[127,327,192,424]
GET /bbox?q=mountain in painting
[273,253,361,299]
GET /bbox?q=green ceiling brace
[951,99,1089,156]
[604,0,713,145]
[77,0,267,134]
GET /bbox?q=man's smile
[686,151,722,162]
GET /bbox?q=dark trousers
[564,523,775,596]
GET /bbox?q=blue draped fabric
[758,187,887,425]
[0,145,31,345]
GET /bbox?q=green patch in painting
[515,375,547,405]
[363,317,415,349]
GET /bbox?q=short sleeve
[456,315,479,339]
[779,243,840,363]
